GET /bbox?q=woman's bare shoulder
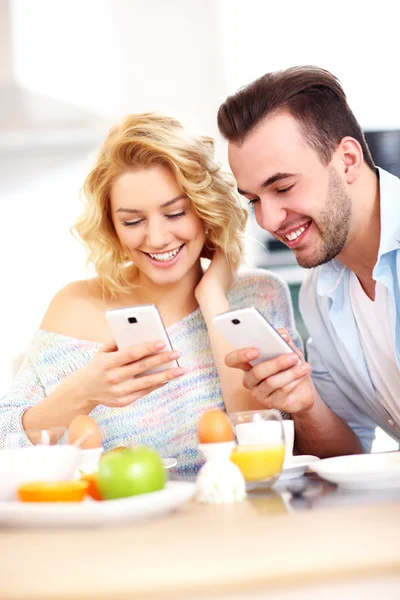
[40,278,106,339]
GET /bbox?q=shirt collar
[316,258,346,297]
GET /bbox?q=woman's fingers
[106,350,181,384]
[109,365,185,402]
[98,339,118,353]
[102,340,168,368]
[113,384,167,407]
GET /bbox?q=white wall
[12,0,225,136]
[0,152,91,392]
[217,0,400,131]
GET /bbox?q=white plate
[162,458,177,470]
[0,481,195,529]
[309,451,400,489]
[279,455,320,480]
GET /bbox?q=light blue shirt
[299,168,400,452]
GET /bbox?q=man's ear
[336,137,363,184]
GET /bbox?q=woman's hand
[224,328,316,414]
[195,249,235,303]
[67,340,184,410]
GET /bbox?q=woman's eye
[123,219,143,227]
[277,185,294,194]
[167,211,186,219]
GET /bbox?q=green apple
[97,446,166,500]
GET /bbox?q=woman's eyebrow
[116,195,186,214]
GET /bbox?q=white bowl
[0,445,81,500]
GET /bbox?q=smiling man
[218,66,400,456]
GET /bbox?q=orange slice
[79,472,103,501]
[17,480,89,503]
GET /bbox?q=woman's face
[110,164,206,287]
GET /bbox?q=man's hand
[224,328,315,414]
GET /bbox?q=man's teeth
[148,246,182,262]
[285,226,306,241]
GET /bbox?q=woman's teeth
[285,225,307,241]
[147,246,182,262]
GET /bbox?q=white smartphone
[106,304,179,375]
[212,307,295,366]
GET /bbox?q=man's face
[228,112,352,268]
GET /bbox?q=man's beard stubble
[296,168,352,269]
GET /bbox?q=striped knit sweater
[0,269,302,475]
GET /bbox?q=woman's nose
[146,219,171,249]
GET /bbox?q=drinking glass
[229,409,285,488]
[5,427,68,449]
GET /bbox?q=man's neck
[336,166,380,282]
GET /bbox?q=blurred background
[1,0,399,449]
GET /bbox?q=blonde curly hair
[73,113,248,296]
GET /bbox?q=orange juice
[230,444,285,482]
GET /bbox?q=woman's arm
[3,283,185,441]
[0,353,47,448]
[21,339,184,431]
[195,252,265,412]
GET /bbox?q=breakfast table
[1,473,400,600]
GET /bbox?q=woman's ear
[336,137,363,184]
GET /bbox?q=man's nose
[256,198,288,235]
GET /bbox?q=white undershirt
[349,273,400,427]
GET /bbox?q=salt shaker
[196,441,246,504]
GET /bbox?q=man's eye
[277,185,294,194]
[247,198,259,205]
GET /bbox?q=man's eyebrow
[116,195,186,213]
[237,173,295,196]
[261,172,295,188]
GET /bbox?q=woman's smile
[142,244,185,268]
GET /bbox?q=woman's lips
[143,244,184,269]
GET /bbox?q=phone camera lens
[128,317,137,324]
[232,318,240,325]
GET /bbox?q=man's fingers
[254,367,310,404]
[224,348,258,371]
[244,352,300,389]
[276,329,304,360]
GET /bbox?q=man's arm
[225,334,364,458]
[292,389,364,458]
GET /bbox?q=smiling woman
[109,165,206,289]
[0,113,302,475]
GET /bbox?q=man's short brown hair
[217,65,374,170]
